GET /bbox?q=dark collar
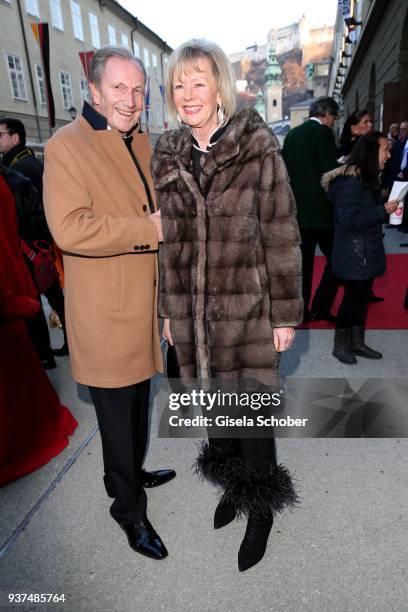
[191,121,230,153]
[2,142,33,167]
[81,101,144,135]
[82,101,108,130]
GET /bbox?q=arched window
[273,99,277,107]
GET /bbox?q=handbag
[20,239,56,294]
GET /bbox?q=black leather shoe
[52,342,69,356]
[141,469,176,488]
[41,355,57,369]
[120,518,168,560]
[214,499,236,529]
[310,310,337,323]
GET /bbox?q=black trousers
[336,278,374,329]
[89,380,150,525]
[25,280,66,360]
[300,228,339,313]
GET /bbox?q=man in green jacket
[282,97,339,322]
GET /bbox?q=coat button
[145,244,150,249]
[134,245,140,251]
[139,245,144,251]
[143,205,147,212]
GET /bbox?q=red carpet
[300,254,408,330]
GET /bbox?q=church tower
[265,44,283,123]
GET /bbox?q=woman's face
[352,113,373,136]
[378,137,391,170]
[172,56,221,131]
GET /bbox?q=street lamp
[68,106,77,121]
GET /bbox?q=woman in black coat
[322,132,399,364]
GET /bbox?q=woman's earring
[217,105,225,125]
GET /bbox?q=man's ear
[12,133,20,147]
[89,81,99,105]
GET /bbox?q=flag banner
[338,0,351,16]
[79,51,95,80]
[31,23,55,128]
[159,84,165,98]
[144,75,150,134]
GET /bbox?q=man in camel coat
[43,46,174,560]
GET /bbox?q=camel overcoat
[151,108,303,386]
[43,114,163,387]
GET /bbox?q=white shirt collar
[310,117,322,125]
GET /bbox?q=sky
[118,0,338,55]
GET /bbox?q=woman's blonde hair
[165,39,237,122]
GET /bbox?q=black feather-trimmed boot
[195,441,298,569]
[214,498,236,529]
[351,325,382,359]
[238,511,273,572]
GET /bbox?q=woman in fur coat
[151,40,303,571]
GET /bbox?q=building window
[6,53,27,101]
[70,0,84,41]
[89,13,100,48]
[80,77,91,104]
[35,63,47,106]
[121,33,129,48]
[273,99,277,107]
[143,48,150,71]
[133,42,140,58]
[59,71,73,110]
[25,0,39,17]
[49,0,63,30]
[108,25,116,46]
[152,53,158,76]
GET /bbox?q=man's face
[89,57,145,133]
[0,124,19,155]
[400,122,408,140]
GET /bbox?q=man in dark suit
[282,97,339,322]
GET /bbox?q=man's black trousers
[89,380,150,525]
[300,228,339,313]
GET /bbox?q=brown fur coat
[152,108,303,384]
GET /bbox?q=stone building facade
[329,0,408,131]
[0,0,172,144]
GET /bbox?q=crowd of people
[1,40,406,572]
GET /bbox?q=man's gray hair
[89,45,147,87]
[309,97,339,119]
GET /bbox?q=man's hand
[273,327,295,352]
[384,199,400,214]
[149,210,163,242]
[163,318,173,345]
